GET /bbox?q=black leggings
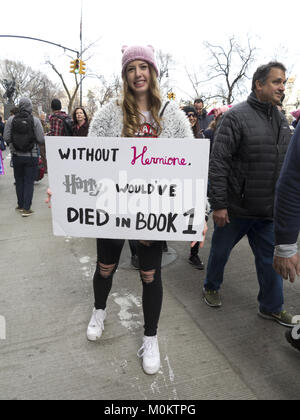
[191,241,200,257]
[93,239,163,337]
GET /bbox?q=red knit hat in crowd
[121,45,159,77]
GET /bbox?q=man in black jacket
[203,62,299,327]
[194,99,214,131]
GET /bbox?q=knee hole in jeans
[140,270,156,284]
[99,263,116,279]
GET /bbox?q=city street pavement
[1,148,300,401]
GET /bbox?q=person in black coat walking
[3,98,45,216]
[202,62,300,328]
[274,123,300,283]
[194,98,214,131]
[182,105,205,270]
[273,123,300,350]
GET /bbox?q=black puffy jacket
[198,109,214,131]
[209,93,291,219]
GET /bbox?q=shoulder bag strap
[159,101,170,118]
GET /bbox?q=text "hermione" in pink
[131,146,187,166]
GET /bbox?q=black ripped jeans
[94,239,163,337]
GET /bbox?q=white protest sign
[46,137,209,241]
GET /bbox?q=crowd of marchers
[1,47,300,375]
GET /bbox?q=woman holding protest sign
[86,45,208,375]
[68,45,207,375]
[87,45,209,375]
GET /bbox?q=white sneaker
[87,308,106,341]
[137,335,160,375]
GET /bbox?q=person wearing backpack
[3,97,45,217]
[48,99,73,137]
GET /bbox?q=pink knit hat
[291,109,300,120]
[121,45,159,77]
[208,105,232,117]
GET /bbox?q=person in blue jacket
[274,123,300,350]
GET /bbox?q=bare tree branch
[81,37,102,56]
[0,59,62,114]
[186,35,257,105]
[46,59,88,113]
[46,60,71,101]
[87,73,121,109]
[155,50,174,96]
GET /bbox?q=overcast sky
[1,0,300,102]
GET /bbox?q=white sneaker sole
[258,311,294,328]
[142,362,161,375]
[87,309,106,341]
[87,334,101,342]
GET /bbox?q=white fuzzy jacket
[88,99,193,139]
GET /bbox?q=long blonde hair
[121,65,162,137]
